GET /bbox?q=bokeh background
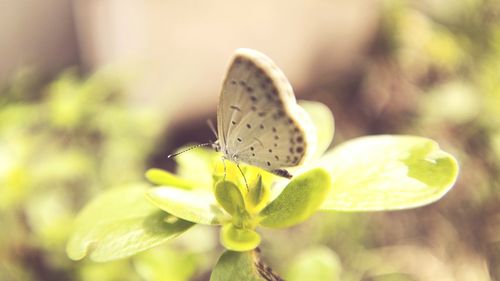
[1,0,500,280]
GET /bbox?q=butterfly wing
[217,48,316,173]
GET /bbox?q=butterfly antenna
[167,142,212,158]
[206,119,218,139]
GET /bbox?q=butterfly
[214,48,316,179]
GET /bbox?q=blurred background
[1,0,500,280]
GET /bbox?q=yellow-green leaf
[220,224,261,252]
[319,135,459,211]
[210,250,279,281]
[66,185,193,262]
[214,181,245,216]
[299,100,335,159]
[259,168,331,228]
[146,187,227,225]
[145,168,200,189]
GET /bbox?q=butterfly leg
[271,169,293,179]
[221,157,227,182]
[236,163,249,191]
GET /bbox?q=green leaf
[211,250,281,281]
[259,168,331,228]
[286,246,342,281]
[220,224,261,251]
[246,175,270,213]
[214,181,245,216]
[145,168,200,189]
[146,187,227,225]
[66,185,193,261]
[299,101,335,158]
[319,135,459,211]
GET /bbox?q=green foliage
[215,181,246,216]
[146,186,227,225]
[8,1,494,278]
[0,69,164,280]
[319,135,459,211]
[145,168,200,189]
[210,251,267,281]
[299,101,335,158]
[66,185,193,261]
[220,225,261,252]
[259,168,331,228]
[67,95,458,280]
[245,175,270,213]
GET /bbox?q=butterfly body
[216,48,316,178]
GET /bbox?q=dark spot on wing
[255,68,264,78]
[246,123,251,129]
[237,138,242,142]
[272,169,292,179]
[230,105,241,111]
[296,146,303,153]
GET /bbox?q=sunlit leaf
[220,224,261,252]
[319,135,459,211]
[214,181,245,216]
[245,175,271,213]
[145,168,200,189]
[259,168,331,228]
[146,187,227,225]
[211,250,280,281]
[66,185,193,261]
[299,101,335,158]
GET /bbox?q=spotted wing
[216,48,316,172]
